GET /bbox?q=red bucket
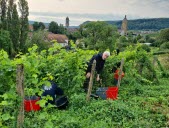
[24,96,40,112]
[106,87,118,100]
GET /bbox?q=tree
[0,0,7,29]
[11,4,20,53]
[7,0,14,31]
[33,21,45,31]
[136,34,142,41]
[119,36,128,44]
[48,21,59,34]
[32,21,39,31]
[158,28,169,42]
[25,30,50,52]
[39,22,45,30]
[0,29,12,55]
[160,42,169,50]
[58,24,65,34]
[18,0,29,52]
[80,21,118,52]
[145,35,150,42]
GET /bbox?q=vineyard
[0,43,169,128]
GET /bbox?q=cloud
[28,0,169,25]
[29,11,140,26]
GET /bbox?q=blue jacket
[42,81,63,104]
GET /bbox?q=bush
[151,40,162,47]
[160,42,169,50]
[140,44,151,52]
[138,39,145,43]
[147,37,156,43]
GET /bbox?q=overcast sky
[27,0,169,26]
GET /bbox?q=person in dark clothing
[83,51,110,92]
[42,81,64,105]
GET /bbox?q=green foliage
[22,81,169,128]
[0,0,7,30]
[25,30,50,52]
[0,44,169,127]
[58,24,66,34]
[18,0,29,52]
[147,37,156,43]
[119,36,128,44]
[158,28,169,42]
[140,44,151,52]
[48,21,59,34]
[156,58,169,77]
[160,42,169,50]
[1,0,29,55]
[11,4,20,53]
[0,29,12,55]
[33,22,46,31]
[48,21,67,34]
[80,21,118,52]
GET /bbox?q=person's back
[86,53,105,75]
[42,81,64,105]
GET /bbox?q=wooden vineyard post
[86,60,96,102]
[117,58,124,87]
[16,64,24,128]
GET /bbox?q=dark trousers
[114,78,118,86]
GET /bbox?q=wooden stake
[16,64,24,128]
[86,60,96,102]
[117,58,124,87]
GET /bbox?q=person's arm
[86,54,97,73]
[96,74,100,81]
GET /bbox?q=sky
[27,0,169,26]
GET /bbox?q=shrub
[160,42,169,50]
[140,44,151,52]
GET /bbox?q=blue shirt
[42,81,63,104]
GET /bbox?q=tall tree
[11,4,20,53]
[48,21,59,34]
[7,0,14,31]
[0,0,7,29]
[18,0,29,52]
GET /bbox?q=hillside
[29,20,79,29]
[83,18,169,30]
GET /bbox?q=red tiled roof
[47,33,68,43]
[29,25,33,31]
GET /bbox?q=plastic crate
[106,87,118,100]
[24,96,40,112]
